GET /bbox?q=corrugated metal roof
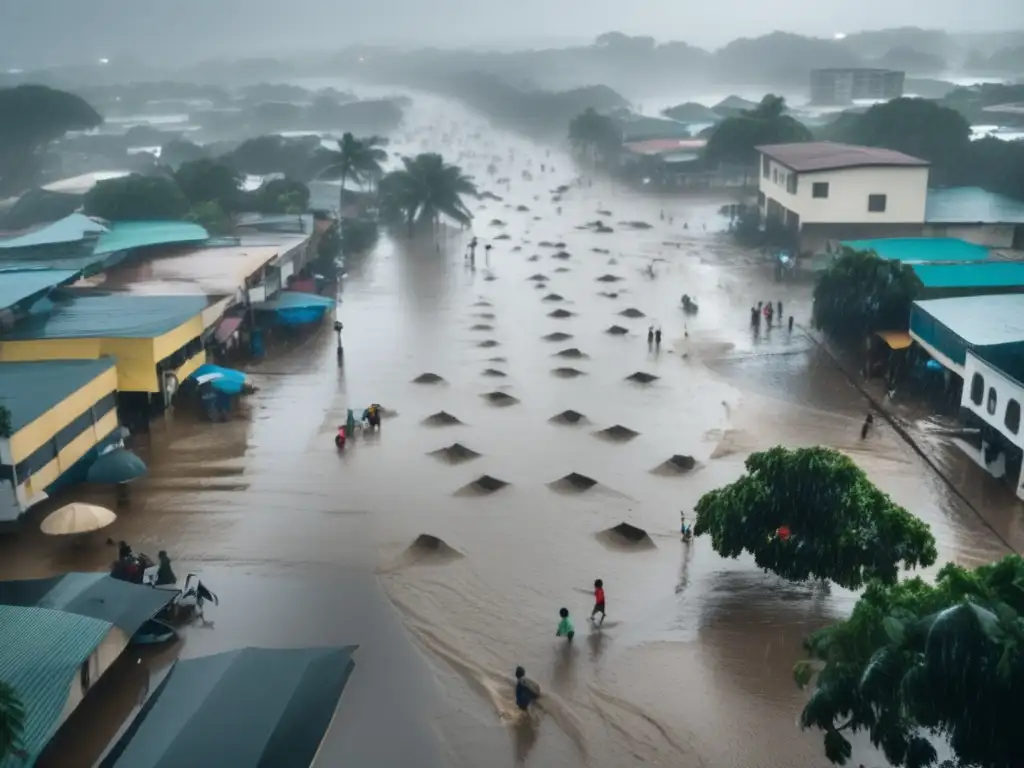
[0,214,107,250]
[913,295,1024,347]
[912,261,1024,289]
[0,359,116,433]
[0,573,175,636]
[757,142,929,172]
[93,221,209,257]
[925,186,1024,224]
[0,269,80,312]
[253,291,335,311]
[0,605,111,768]
[3,293,209,340]
[841,237,990,263]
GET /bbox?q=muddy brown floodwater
[1,90,1019,768]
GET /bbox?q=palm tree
[378,153,478,236]
[568,108,622,165]
[0,682,25,762]
[315,132,387,212]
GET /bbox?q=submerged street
[2,91,1022,767]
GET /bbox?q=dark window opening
[1006,399,1021,434]
[987,387,998,415]
[812,182,829,199]
[786,174,798,194]
[762,156,770,178]
[868,194,887,212]
[970,373,984,405]
[80,660,91,691]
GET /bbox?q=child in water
[591,579,606,626]
[556,607,575,642]
[514,666,541,712]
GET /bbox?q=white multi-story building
[756,142,931,253]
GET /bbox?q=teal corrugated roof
[0,269,79,312]
[0,605,111,768]
[0,359,116,433]
[841,237,991,264]
[253,291,335,311]
[913,295,1024,347]
[93,221,209,256]
[912,261,1024,289]
[926,186,1024,224]
[0,214,107,250]
[3,293,209,340]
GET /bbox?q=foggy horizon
[2,0,1023,70]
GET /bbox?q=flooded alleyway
[2,91,1020,767]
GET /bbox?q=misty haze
[1,5,1024,768]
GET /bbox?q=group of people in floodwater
[750,299,793,333]
[335,404,382,449]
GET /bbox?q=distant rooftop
[41,170,130,196]
[93,220,209,256]
[926,187,1024,225]
[757,142,929,173]
[623,138,707,156]
[0,269,80,312]
[913,295,1024,348]
[0,359,115,434]
[840,237,989,264]
[3,293,209,341]
[911,261,1024,289]
[0,213,107,250]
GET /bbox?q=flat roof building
[810,68,905,106]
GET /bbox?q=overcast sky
[2,0,1022,68]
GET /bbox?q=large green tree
[0,84,102,195]
[797,555,1024,768]
[83,174,190,221]
[315,132,387,210]
[703,94,812,166]
[174,159,243,209]
[378,153,477,235]
[812,247,922,343]
[0,681,25,762]
[694,446,936,589]
[567,107,622,164]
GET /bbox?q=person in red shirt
[591,579,606,626]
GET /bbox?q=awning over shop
[214,316,243,344]
[253,290,335,327]
[875,330,913,350]
[87,448,148,484]
[100,645,357,768]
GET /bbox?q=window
[1006,399,1021,434]
[812,182,829,199]
[970,373,984,405]
[786,174,798,194]
[987,387,998,415]
[868,194,887,212]
[772,169,778,183]
[762,156,770,178]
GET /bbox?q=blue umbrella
[191,364,247,396]
[87,448,147,484]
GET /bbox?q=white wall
[962,351,1024,450]
[759,156,929,225]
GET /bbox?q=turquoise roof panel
[0,605,111,768]
[925,186,1024,224]
[0,359,116,433]
[0,214,107,250]
[840,237,990,264]
[911,262,1024,289]
[93,221,209,256]
[0,269,79,312]
[253,291,335,311]
[3,293,209,340]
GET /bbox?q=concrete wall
[759,157,929,225]
[56,625,129,727]
[960,351,1024,501]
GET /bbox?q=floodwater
[2,91,1021,768]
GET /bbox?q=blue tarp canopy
[190,363,247,395]
[253,291,334,327]
[101,646,357,768]
[0,268,80,312]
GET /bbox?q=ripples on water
[3,89,1018,767]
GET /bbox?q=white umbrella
[194,373,225,385]
[40,502,117,536]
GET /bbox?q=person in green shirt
[556,607,575,642]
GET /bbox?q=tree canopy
[797,555,1024,768]
[83,174,190,221]
[314,132,387,210]
[703,95,812,167]
[0,84,102,195]
[568,108,622,164]
[693,446,936,589]
[378,153,477,233]
[812,247,922,342]
[174,159,243,208]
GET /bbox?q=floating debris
[482,391,519,406]
[528,273,549,281]
[554,348,587,359]
[620,220,653,230]
[494,233,511,240]
[477,340,501,348]
[412,373,446,384]
[549,410,587,425]
[429,443,482,464]
[542,293,564,302]
[543,332,573,342]
[423,411,463,427]
[626,371,659,384]
[552,367,586,379]
[481,368,507,377]
[551,251,572,260]
[605,325,629,335]
[548,308,574,318]
[489,219,507,227]
[596,274,622,282]
[595,425,640,442]
[619,308,645,318]
[470,323,494,331]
